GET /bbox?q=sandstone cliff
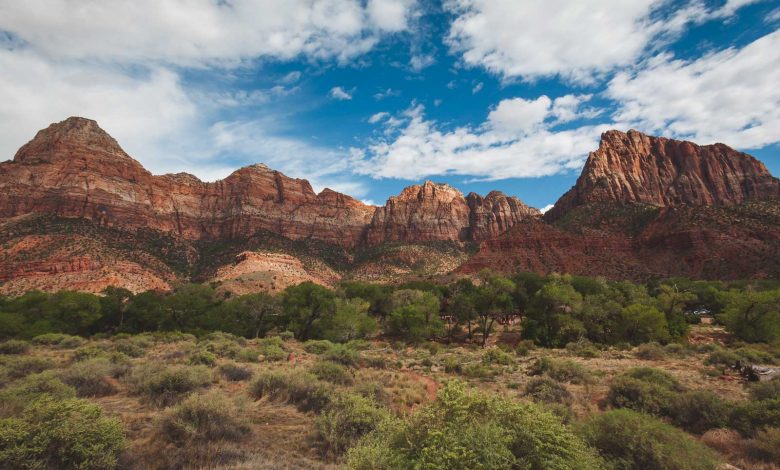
[546,129,780,220]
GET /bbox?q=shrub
[346,380,603,470]
[112,339,146,358]
[279,331,295,341]
[324,344,359,366]
[566,340,600,358]
[0,356,55,382]
[189,350,218,366]
[749,377,780,401]
[525,377,572,404]
[218,363,252,382]
[258,343,287,362]
[126,364,211,406]
[0,340,29,355]
[159,391,249,445]
[0,397,125,470]
[669,391,729,434]
[200,339,241,359]
[31,333,85,348]
[745,427,780,463]
[354,381,391,407]
[0,371,75,415]
[59,359,119,397]
[316,393,388,457]
[71,345,109,362]
[515,339,535,356]
[235,347,261,363]
[605,368,681,416]
[634,342,666,361]
[304,339,335,355]
[443,356,463,374]
[249,369,333,413]
[579,409,720,470]
[460,363,496,379]
[528,357,592,384]
[664,343,690,357]
[729,398,780,436]
[481,347,513,365]
[311,361,354,385]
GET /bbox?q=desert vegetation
[0,272,779,468]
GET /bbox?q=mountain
[460,130,780,279]
[546,129,780,220]
[1,119,779,295]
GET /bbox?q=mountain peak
[13,116,131,164]
[546,129,780,220]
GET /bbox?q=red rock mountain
[546,129,780,220]
[1,119,779,294]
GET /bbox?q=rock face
[0,117,536,250]
[366,182,539,245]
[547,129,780,220]
[0,117,375,247]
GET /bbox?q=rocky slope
[546,129,780,220]
[1,119,779,294]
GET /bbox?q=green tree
[655,285,696,339]
[718,288,780,343]
[43,291,102,335]
[386,289,443,342]
[618,304,670,345]
[473,271,516,347]
[523,276,584,347]
[281,282,336,340]
[220,292,281,338]
[162,284,219,331]
[321,298,378,342]
[98,287,133,332]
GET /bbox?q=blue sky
[1,0,779,210]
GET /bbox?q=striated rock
[366,182,539,245]
[0,117,375,247]
[547,129,780,220]
[213,251,339,295]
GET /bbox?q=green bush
[606,368,682,416]
[749,378,780,401]
[258,343,287,362]
[304,339,335,355]
[59,359,119,397]
[481,347,513,365]
[528,357,592,384]
[189,350,218,366]
[0,356,55,383]
[0,371,76,415]
[159,391,249,444]
[324,343,360,366]
[579,409,720,470]
[200,338,241,359]
[634,342,666,361]
[663,343,690,357]
[316,393,388,457]
[125,364,211,406]
[112,338,146,358]
[218,363,252,382]
[31,333,84,349]
[525,377,572,404]
[249,369,333,413]
[71,345,109,362]
[729,398,780,436]
[0,340,30,355]
[745,427,780,463]
[311,361,354,385]
[565,340,600,358]
[346,380,603,470]
[669,391,729,434]
[235,347,261,363]
[0,397,125,469]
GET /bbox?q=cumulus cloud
[329,86,354,100]
[410,54,435,71]
[0,0,417,66]
[368,112,390,123]
[444,0,762,82]
[353,96,609,180]
[608,29,780,149]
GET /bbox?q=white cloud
[374,88,401,100]
[353,98,609,180]
[367,0,416,32]
[0,0,417,66]
[540,204,554,214]
[368,112,390,123]
[410,54,435,71]
[329,86,354,100]
[471,82,484,94]
[608,29,780,149]
[444,0,762,82]
[279,71,302,84]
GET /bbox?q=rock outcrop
[366,182,539,245]
[546,129,780,220]
[0,117,375,247]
